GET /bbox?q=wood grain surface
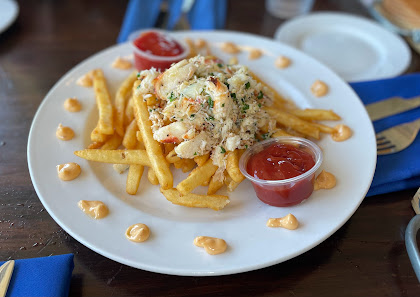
[0,0,419,296]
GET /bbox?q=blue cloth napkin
[350,73,420,197]
[1,254,74,297]
[117,0,227,43]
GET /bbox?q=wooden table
[1,0,419,296]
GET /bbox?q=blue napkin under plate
[1,254,74,297]
[117,0,227,43]
[350,73,420,197]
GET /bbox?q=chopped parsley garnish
[222,103,225,107]
[258,103,262,108]
[207,116,214,121]
[217,63,223,68]
[220,146,226,154]
[149,109,152,112]
[245,82,250,89]
[257,91,263,99]
[262,133,270,140]
[207,97,214,108]
[242,104,250,112]
[245,145,248,149]
[224,82,230,89]
[190,114,195,118]
[168,92,176,102]
[194,152,197,156]
[136,72,141,78]
[231,93,236,99]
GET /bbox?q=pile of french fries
[74,55,344,211]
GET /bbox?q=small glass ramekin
[239,136,323,207]
[128,29,189,71]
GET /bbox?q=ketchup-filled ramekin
[239,137,323,207]
[128,29,189,71]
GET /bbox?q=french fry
[144,94,158,106]
[266,108,320,139]
[161,188,229,211]
[87,141,103,149]
[166,149,181,163]
[173,160,183,169]
[176,159,218,195]
[227,179,240,192]
[194,153,210,166]
[249,71,287,106]
[126,164,144,195]
[115,71,137,137]
[74,149,151,167]
[147,168,159,185]
[310,122,336,134]
[124,96,135,127]
[164,143,175,156]
[123,119,139,149]
[101,133,123,150]
[208,173,224,195]
[133,82,173,189]
[136,130,143,143]
[91,124,110,143]
[92,69,114,135]
[226,150,245,183]
[271,129,293,137]
[289,109,341,121]
[181,159,196,173]
[185,38,197,58]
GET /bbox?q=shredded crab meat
[134,55,274,171]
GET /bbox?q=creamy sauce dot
[112,57,132,70]
[57,162,81,181]
[194,236,227,255]
[125,223,150,242]
[76,71,93,87]
[56,124,75,141]
[228,56,238,65]
[311,80,329,97]
[314,170,336,190]
[248,48,262,60]
[195,38,207,49]
[78,200,109,219]
[64,98,82,112]
[332,124,352,141]
[221,42,240,54]
[275,55,291,69]
[266,214,299,230]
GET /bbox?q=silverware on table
[376,117,420,155]
[406,188,420,282]
[366,95,420,122]
[0,260,14,297]
[174,0,195,30]
[155,0,195,30]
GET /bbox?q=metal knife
[366,96,420,121]
[0,260,14,297]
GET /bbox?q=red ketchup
[131,30,188,71]
[246,143,316,207]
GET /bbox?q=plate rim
[0,0,19,34]
[273,11,412,82]
[27,30,377,276]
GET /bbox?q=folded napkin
[350,73,420,197]
[1,254,74,297]
[117,0,227,43]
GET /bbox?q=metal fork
[376,118,420,155]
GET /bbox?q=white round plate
[28,31,376,276]
[274,12,411,82]
[0,0,19,34]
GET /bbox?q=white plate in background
[27,31,376,276]
[274,12,411,82]
[0,0,19,34]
